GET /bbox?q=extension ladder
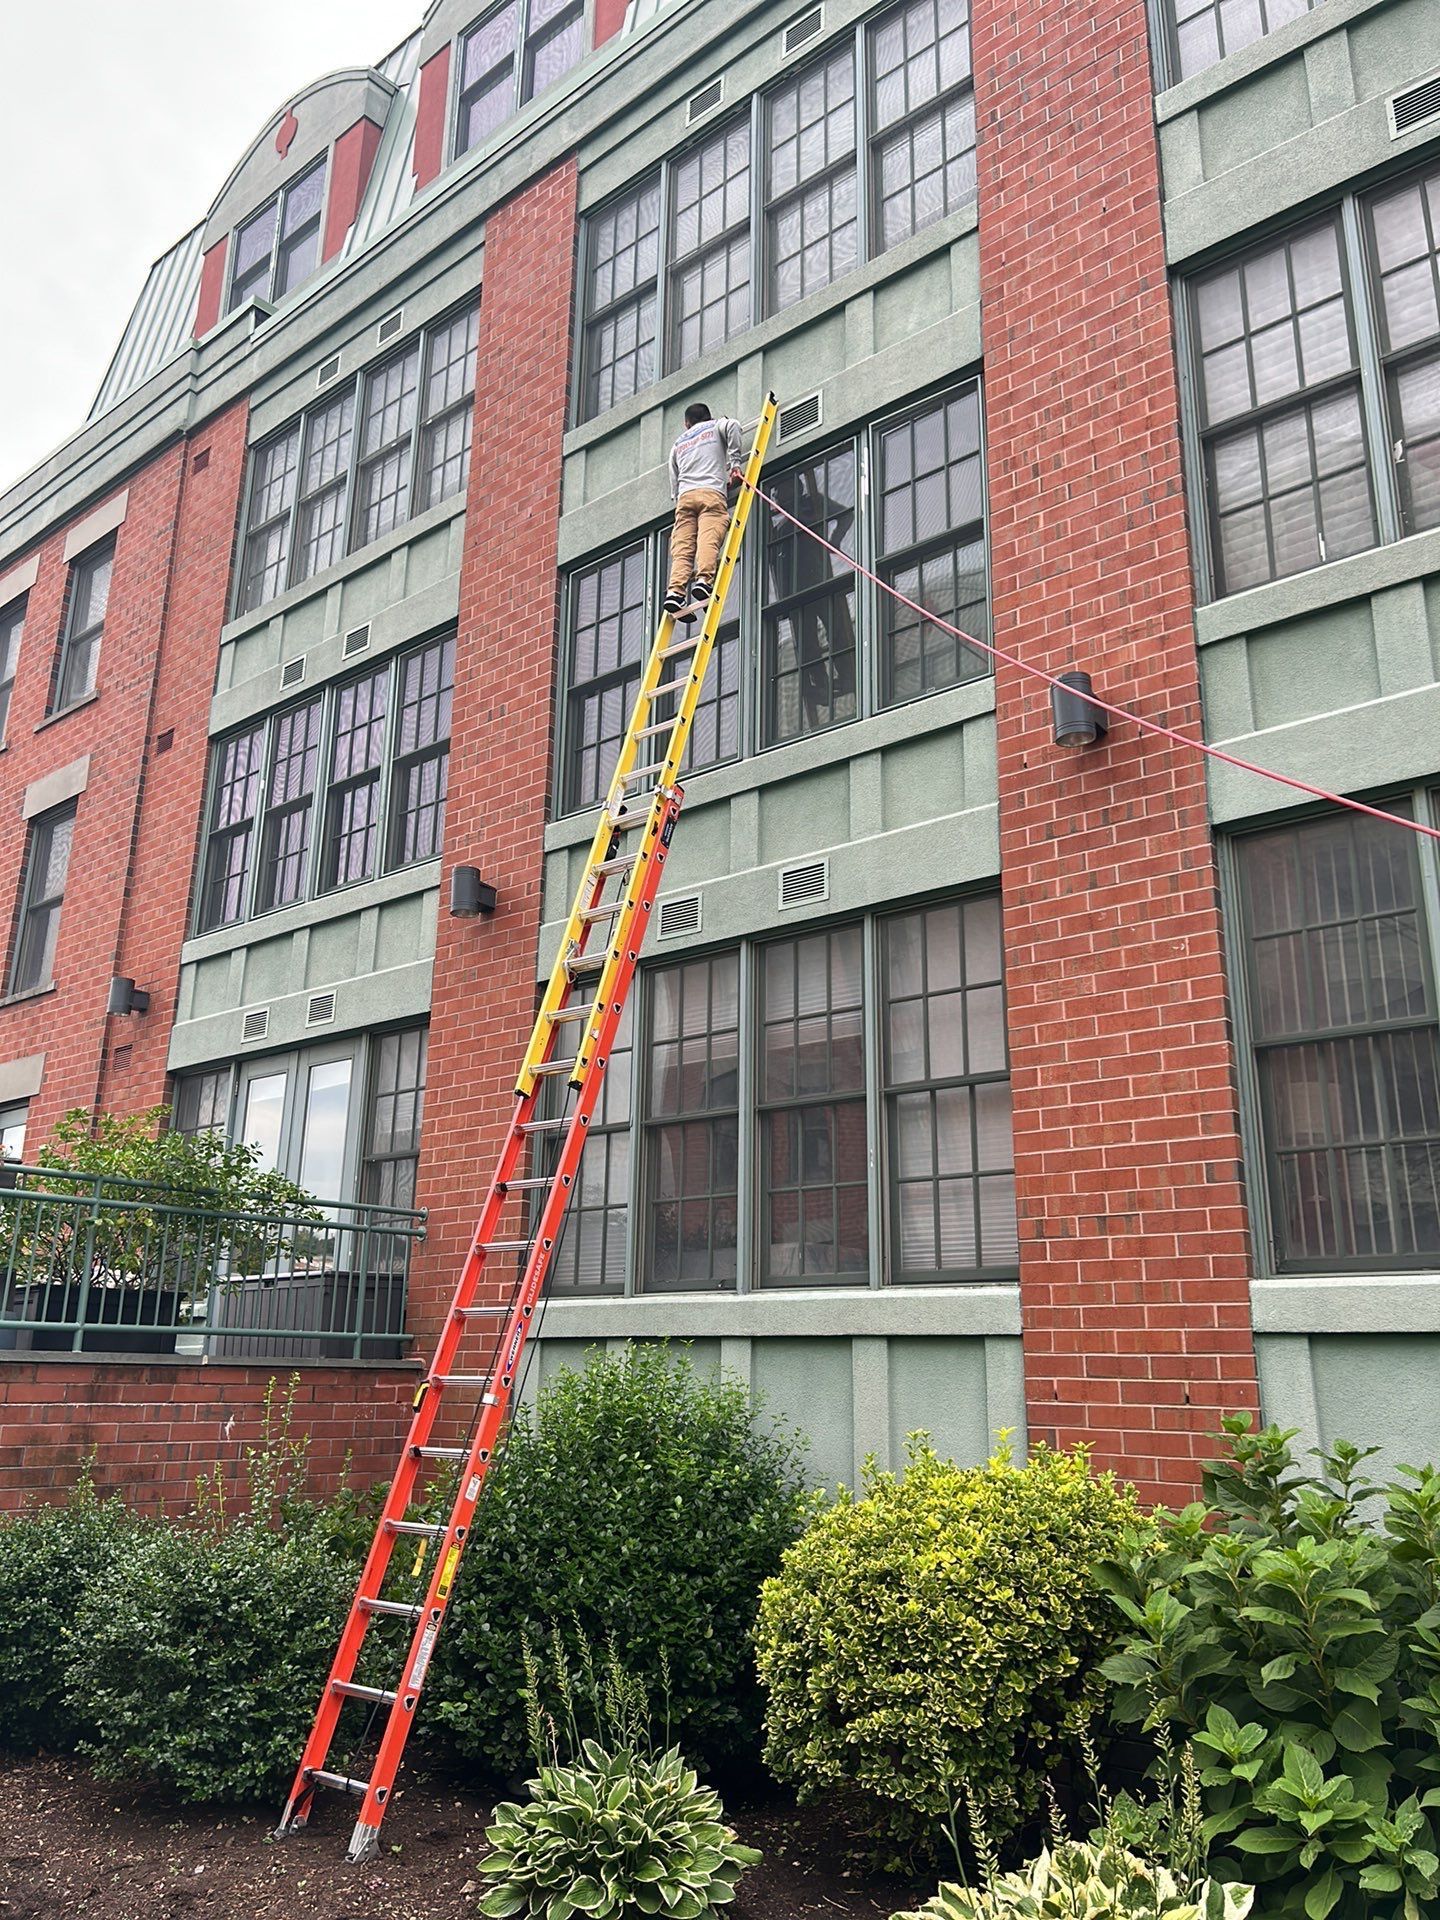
[277,394,778,1863]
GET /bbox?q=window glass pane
[583,180,661,418]
[324,666,389,888]
[200,725,264,930]
[565,545,650,808]
[238,426,301,613]
[0,1101,27,1163]
[1172,0,1320,80]
[762,448,858,745]
[1391,350,1440,534]
[257,699,322,911]
[390,635,455,866]
[298,1059,352,1200]
[670,121,751,367]
[869,0,976,250]
[242,1073,288,1172]
[1196,224,1350,427]
[354,344,421,546]
[275,160,326,297]
[363,1028,429,1217]
[57,541,113,709]
[0,597,22,743]
[644,954,740,1292]
[173,1071,230,1138]
[524,2,584,100]
[229,201,276,309]
[293,392,355,584]
[417,306,479,510]
[458,1,519,154]
[9,805,75,996]
[547,1000,633,1294]
[766,47,857,312]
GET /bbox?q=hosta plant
[890,1843,1254,1920]
[478,1740,760,1920]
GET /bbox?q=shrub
[428,1346,809,1778]
[890,1844,1253,1920]
[755,1437,1143,1865]
[478,1741,760,1920]
[65,1514,355,1802]
[0,1474,143,1751]
[1098,1416,1440,1920]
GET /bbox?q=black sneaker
[689,578,712,605]
[662,589,686,616]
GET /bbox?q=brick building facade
[2,0,1439,1512]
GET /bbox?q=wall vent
[241,1008,270,1043]
[377,308,405,344]
[316,354,342,387]
[279,655,306,689]
[658,894,702,939]
[778,391,822,441]
[686,78,725,124]
[342,623,372,659]
[1389,70,1440,138]
[306,990,337,1027]
[782,5,824,55]
[778,857,829,909]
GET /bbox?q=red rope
[750,480,1440,848]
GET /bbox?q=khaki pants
[668,488,729,594]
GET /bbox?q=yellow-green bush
[755,1438,1144,1864]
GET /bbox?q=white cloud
[0,0,422,486]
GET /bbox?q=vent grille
[316,354,341,387]
[241,1008,270,1043]
[778,391,822,441]
[377,308,405,344]
[342,623,372,659]
[279,656,306,688]
[778,858,829,909]
[686,78,724,123]
[306,991,337,1027]
[782,4,824,54]
[1390,71,1440,137]
[658,894,702,939]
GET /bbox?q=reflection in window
[644,954,740,1291]
[257,699,323,912]
[54,539,113,711]
[322,667,388,889]
[363,1030,428,1213]
[173,1071,231,1138]
[761,448,858,745]
[764,47,858,314]
[8,804,75,997]
[1168,0,1320,83]
[668,120,752,366]
[581,180,661,418]
[1366,162,1440,537]
[565,545,649,809]
[227,158,327,312]
[869,0,976,252]
[0,596,24,744]
[0,1101,27,1164]
[390,634,455,868]
[242,1073,288,1172]
[298,1060,353,1201]
[1236,807,1440,1269]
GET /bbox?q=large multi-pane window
[197,634,455,933]
[227,158,327,312]
[1234,803,1440,1271]
[1187,166,1440,599]
[576,0,976,423]
[0,595,23,743]
[362,1028,429,1213]
[173,1070,231,1138]
[882,896,1015,1279]
[53,539,114,712]
[547,1001,634,1294]
[645,954,740,1289]
[1164,0,1322,85]
[453,0,585,159]
[559,381,987,809]
[234,304,477,616]
[7,803,76,997]
[1366,161,1440,538]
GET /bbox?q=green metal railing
[0,1165,424,1360]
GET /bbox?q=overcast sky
[0,1,424,486]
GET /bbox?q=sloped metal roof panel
[344,31,423,258]
[87,224,205,423]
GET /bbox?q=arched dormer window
[227,156,328,313]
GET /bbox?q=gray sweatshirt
[669,416,743,500]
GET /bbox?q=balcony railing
[0,1164,424,1361]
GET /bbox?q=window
[547,1002,633,1294]
[199,637,453,933]
[882,896,1015,1278]
[762,447,859,745]
[8,803,75,996]
[564,545,650,810]
[1191,221,1374,595]
[232,304,477,617]
[581,180,662,420]
[54,539,113,711]
[227,158,327,312]
[454,0,585,160]
[760,926,869,1285]
[1366,161,1440,537]
[876,384,987,704]
[669,120,752,368]
[1167,0,1321,84]
[643,954,740,1291]
[198,725,264,932]
[1235,805,1440,1270]
[256,698,322,912]
[173,1070,231,1137]
[0,596,23,743]
[868,0,976,252]
[575,3,975,423]
[362,1028,428,1213]
[0,1100,27,1164]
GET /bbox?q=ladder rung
[415,1446,467,1461]
[547,1003,596,1024]
[433,1377,500,1394]
[531,1057,579,1077]
[481,1238,533,1252]
[308,1769,370,1797]
[566,951,608,977]
[660,634,702,658]
[387,1519,444,1537]
[361,1598,423,1620]
[636,718,675,740]
[333,1682,398,1706]
[505,1174,554,1191]
[649,675,692,699]
[579,900,624,921]
[520,1116,571,1134]
[621,761,668,786]
[456,1302,511,1318]
[592,853,638,877]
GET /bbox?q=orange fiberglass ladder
[277,395,778,1863]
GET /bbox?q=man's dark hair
[684,402,713,426]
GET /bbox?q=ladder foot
[347,1818,382,1864]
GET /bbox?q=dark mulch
[0,1754,925,1920]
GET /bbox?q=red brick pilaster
[412,158,579,1355]
[412,46,454,194]
[972,0,1259,1501]
[322,118,385,261]
[194,239,228,338]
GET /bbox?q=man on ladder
[663,401,745,618]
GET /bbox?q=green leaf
[1332,1700,1385,1753]
[1231,1828,1298,1857]
[1303,1867,1343,1920]
[478,1889,528,1919]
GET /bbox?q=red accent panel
[973,0,1259,1503]
[593,0,629,48]
[412,44,453,192]
[322,116,385,262]
[194,238,228,338]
